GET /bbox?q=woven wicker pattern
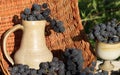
[0,0,95,75]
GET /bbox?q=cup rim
[96,40,120,45]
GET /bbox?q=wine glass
[96,42,120,71]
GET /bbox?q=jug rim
[22,20,47,22]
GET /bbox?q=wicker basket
[0,0,96,75]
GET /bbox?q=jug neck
[20,20,47,50]
[22,20,46,28]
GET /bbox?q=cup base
[99,60,114,71]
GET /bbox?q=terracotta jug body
[3,20,53,69]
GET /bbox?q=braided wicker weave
[0,0,95,75]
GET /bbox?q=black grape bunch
[88,18,120,43]
[8,57,65,75]
[20,3,65,33]
[64,48,84,75]
[63,48,109,75]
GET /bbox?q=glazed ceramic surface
[3,20,53,69]
[96,42,120,60]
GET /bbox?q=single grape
[106,25,112,32]
[84,67,90,72]
[112,36,119,42]
[89,66,94,71]
[50,19,56,28]
[24,8,31,15]
[100,30,106,37]
[42,8,51,17]
[40,62,49,69]
[88,32,95,39]
[59,26,65,32]
[31,10,40,16]
[108,39,113,43]
[116,26,120,32]
[91,61,96,67]
[20,13,27,20]
[94,25,100,31]
[94,30,100,36]
[32,3,41,11]
[27,15,36,21]
[97,35,104,41]
[100,23,106,30]
[111,28,117,35]
[36,14,45,20]
[42,3,48,9]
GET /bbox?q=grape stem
[116,21,120,26]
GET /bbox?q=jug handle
[3,24,24,65]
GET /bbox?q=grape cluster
[50,19,65,33]
[8,64,30,75]
[88,18,120,43]
[63,48,109,75]
[21,3,65,33]
[21,3,49,21]
[38,57,65,75]
[64,48,84,75]
[9,57,65,75]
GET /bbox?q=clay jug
[3,20,53,69]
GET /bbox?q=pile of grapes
[9,57,65,75]
[64,48,84,75]
[9,48,110,75]
[88,18,120,43]
[21,3,65,33]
